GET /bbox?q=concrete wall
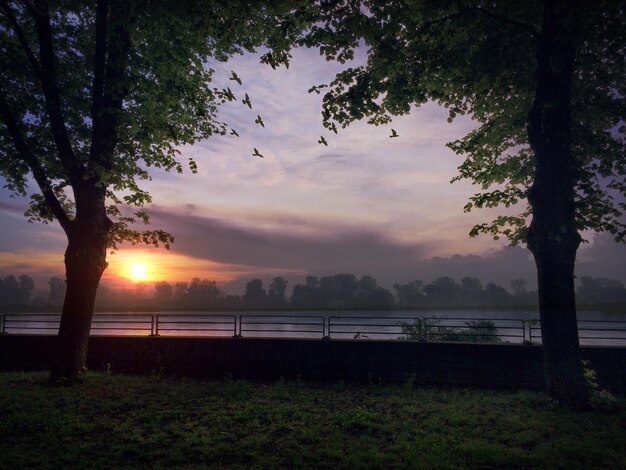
[1,335,625,392]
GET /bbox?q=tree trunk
[526,0,587,407]
[50,226,108,382]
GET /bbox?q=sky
[1,48,626,294]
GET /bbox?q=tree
[510,278,537,306]
[267,276,288,306]
[460,277,484,305]
[393,280,425,306]
[48,276,66,307]
[173,282,189,309]
[288,0,625,406]
[0,0,302,381]
[0,274,34,306]
[355,275,394,307]
[290,275,320,307]
[153,281,173,308]
[423,277,462,306]
[243,278,267,307]
[510,278,529,297]
[320,273,358,307]
[577,276,626,304]
[483,282,511,307]
[187,278,221,309]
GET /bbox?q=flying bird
[255,115,265,127]
[390,129,399,138]
[223,87,235,101]
[229,70,242,85]
[318,136,328,146]
[242,93,252,109]
[252,148,264,158]
[230,129,239,137]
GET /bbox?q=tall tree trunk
[526,0,587,407]
[50,224,108,382]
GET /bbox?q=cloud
[405,247,538,288]
[148,206,430,274]
[317,153,350,160]
[0,198,66,253]
[577,233,626,281]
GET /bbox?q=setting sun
[129,262,147,281]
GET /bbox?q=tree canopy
[0,0,304,248]
[291,0,625,244]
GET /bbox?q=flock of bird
[228,71,399,160]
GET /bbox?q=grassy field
[1,372,625,469]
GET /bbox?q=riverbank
[1,372,624,468]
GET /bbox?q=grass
[1,372,625,469]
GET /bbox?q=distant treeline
[2,273,626,311]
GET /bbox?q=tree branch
[0,87,72,232]
[89,0,107,156]
[29,0,79,177]
[465,5,539,39]
[90,0,132,169]
[0,0,42,74]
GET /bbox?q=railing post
[326,317,332,339]
[149,315,160,336]
[0,314,5,334]
[522,320,526,343]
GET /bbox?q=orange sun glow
[129,262,148,281]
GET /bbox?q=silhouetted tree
[154,281,173,308]
[423,277,462,306]
[48,277,66,307]
[393,280,425,307]
[483,283,512,307]
[267,277,288,306]
[315,274,351,307]
[187,278,221,309]
[94,284,111,310]
[578,277,626,305]
[355,275,394,307]
[511,279,529,297]
[0,275,35,306]
[290,275,320,307]
[291,273,392,308]
[173,282,189,309]
[243,279,267,307]
[510,278,537,305]
[460,277,484,306]
[218,294,243,308]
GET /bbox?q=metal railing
[421,317,526,343]
[239,315,325,338]
[0,313,156,336]
[0,313,625,345]
[529,319,626,345]
[328,316,422,340]
[155,314,236,337]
